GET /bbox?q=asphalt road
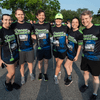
[0,50,100,100]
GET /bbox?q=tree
[0,0,60,21]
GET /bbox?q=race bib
[19,35,28,41]
[38,33,46,39]
[85,44,95,52]
[53,40,59,46]
[10,43,17,51]
[67,44,73,51]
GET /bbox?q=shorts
[67,52,76,61]
[37,49,51,61]
[19,50,34,65]
[53,50,67,59]
[80,57,100,76]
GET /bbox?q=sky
[0,0,100,15]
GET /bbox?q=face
[15,10,25,22]
[55,19,62,25]
[81,15,92,28]
[72,18,79,29]
[2,15,12,28]
[36,12,45,23]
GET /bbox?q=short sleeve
[78,31,83,45]
[0,29,3,45]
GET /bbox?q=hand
[73,56,78,61]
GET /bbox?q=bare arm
[73,45,82,61]
[31,34,36,40]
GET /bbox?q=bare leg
[38,59,43,73]
[44,59,48,74]
[20,63,25,77]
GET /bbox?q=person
[80,10,100,100]
[32,9,51,81]
[64,17,83,86]
[11,8,34,85]
[0,14,20,91]
[67,19,71,29]
[52,13,69,84]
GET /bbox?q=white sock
[59,71,61,74]
[54,75,57,78]
[93,93,97,96]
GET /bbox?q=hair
[72,17,80,28]
[36,9,45,16]
[1,14,11,20]
[80,10,92,18]
[15,8,24,14]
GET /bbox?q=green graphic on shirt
[4,35,15,42]
[83,34,98,40]
[15,29,30,35]
[35,29,49,35]
[68,35,77,44]
[53,32,66,37]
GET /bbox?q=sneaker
[79,84,88,93]
[4,81,13,91]
[89,94,97,100]
[58,72,61,80]
[43,74,48,81]
[30,73,35,81]
[12,82,21,89]
[38,73,42,80]
[21,77,25,85]
[54,77,59,84]
[65,78,73,86]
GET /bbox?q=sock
[93,93,97,96]
[68,75,72,80]
[54,75,57,78]
[85,84,88,87]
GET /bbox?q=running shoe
[79,84,88,92]
[43,74,48,81]
[12,82,21,89]
[65,78,73,86]
[38,73,42,80]
[21,76,25,85]
[54,77,59,84]
[30,73,35,81]
[89,94,97,100]
[4,81,13,91]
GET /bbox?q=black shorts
[37,49,52,61]
[81,57,100,76]
[19,50,34,65]
[53,50,67,59]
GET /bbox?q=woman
[64,17,83,86]
[0,14,20,91]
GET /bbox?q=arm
[73,45,81,61]
[66,36,68,44]
[31,34,36,40]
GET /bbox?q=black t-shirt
[82,25,100,61]
[67,29,83,59]
[11,22,33,51]
[0,27,19,64]
[33,22,51,50]
[51,25,69,53]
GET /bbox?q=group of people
[0,8,100,100]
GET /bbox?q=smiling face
[36,12,45,24]
[15,10,25,22]
[72,18,79,30]
[81,15,92,28]
[2,15,12,28]
[55,19,63,27]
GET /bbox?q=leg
[64,59,73,76]
[38,59,43,73]
[92,76,99,95]
[20,63,25,77]
[27,62,33,74]
[44,59,48,74]
[83,71,89,86]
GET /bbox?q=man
[11,8,34,85]
[80,10,100,100]
[32,9,51,81]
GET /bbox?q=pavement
[0,48,100,100]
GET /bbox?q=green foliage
[0,0,60,21]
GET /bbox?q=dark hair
[15,8,24,14]
[36,9,45,16]
[1,14,11,20]
[72,17,80,28]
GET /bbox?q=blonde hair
[80,10,92,18]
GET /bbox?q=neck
[18,20,24,24]
[56,24,62,27]
[39,21,44,24]
[3,25,9,29]
[86,23,93,29]
[73,28,78,31]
